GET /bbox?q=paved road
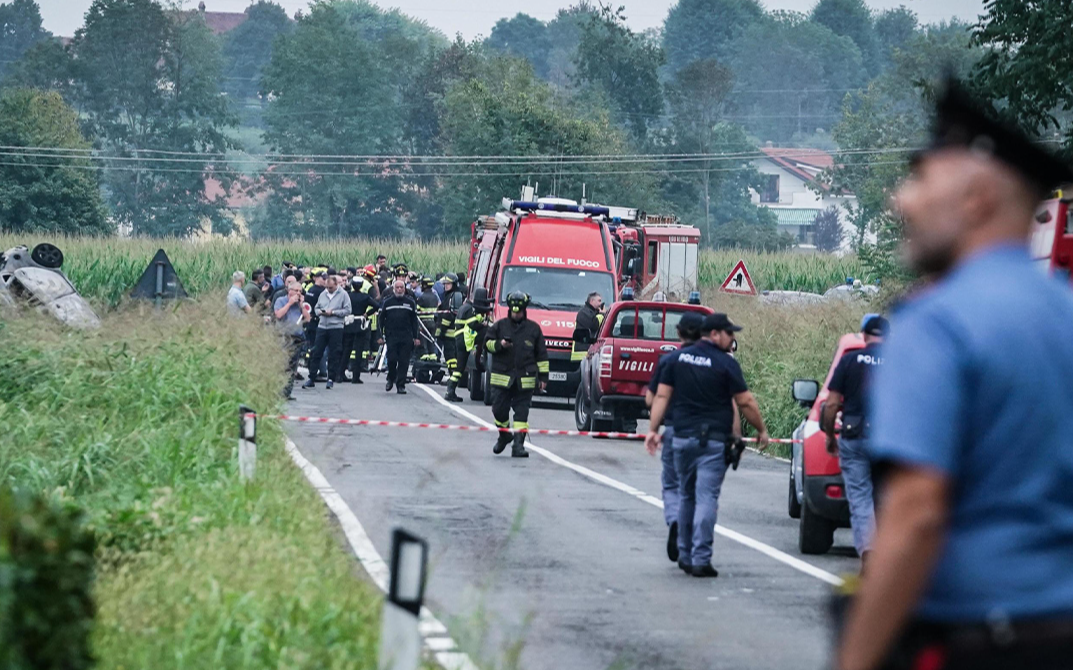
[285,378,859,670]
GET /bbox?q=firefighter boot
[493,430,512,455]
[444,381,463,403]
[511,431,530,459]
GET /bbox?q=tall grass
[0,301,384,667]
[0,234,870,306]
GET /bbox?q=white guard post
[238,405,257,482]
[379,528,428,670]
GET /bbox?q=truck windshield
[500,266,615,311]
[610,308,694,341]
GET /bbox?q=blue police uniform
[659,339,748,569]
[649,352,678,527]
[869,245,1073,623]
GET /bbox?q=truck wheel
[574,386,592,431]
[798,499,835,555]
[482,355,494,406]
[788,471,802,519]
[469,369,483,401]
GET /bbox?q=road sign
[720,259,757,296]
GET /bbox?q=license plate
[549,372,568,382]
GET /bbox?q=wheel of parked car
[469,368,483,401]
[574,385,592,431]
[482,354,494,406]
[788,471,802,519]
[798,500,835,555]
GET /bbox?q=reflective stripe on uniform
[490,373,511,387]
[495,419,510,428]
[537,361,550,373]
[451,372,462,382]
[513,421,529,431]
[520,376,536,389]
[486,339,497,353]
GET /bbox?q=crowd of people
[225,255,473,400]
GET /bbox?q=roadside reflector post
[238,405,257,482]
[379,528,428,670]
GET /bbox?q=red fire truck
[1031,195,1073,284]
[466,195,700,403]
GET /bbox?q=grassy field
[0,301,386,668]
[0,234,871,305]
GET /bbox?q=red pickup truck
[574,300,713,435]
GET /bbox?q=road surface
[284,379,859,670]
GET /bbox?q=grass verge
[0,300,384,668]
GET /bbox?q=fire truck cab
[612,217,701,301]
[1031,195,1073,284]
[466,197,623,403]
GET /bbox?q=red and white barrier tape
[245,413,801,443]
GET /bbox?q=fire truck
[1031,195,1073,284]
[465,192,701,403]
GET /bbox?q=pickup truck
[574,300,713,435]
[788,333,865,554]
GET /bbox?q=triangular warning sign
[130,249,189,301]
[719,259,757,296]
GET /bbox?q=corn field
[0,233,871,305]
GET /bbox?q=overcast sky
[41,0,986,39]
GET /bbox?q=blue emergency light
[688,291,701,305]
[509,200,611,216]
[621,287,635,301]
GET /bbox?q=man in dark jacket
[379,279,420,394]
[573,291,605,362]
[484,291,549,458]
[445,288,491,402]
[415,275,442,377]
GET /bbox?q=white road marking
[414,384,845,587]
[284,437,480,670]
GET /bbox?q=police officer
[836,80,1073,670]
[445,287,491,402]
[342,275,378,384]
[437,272,462,385]
[573,291,604,363]
[484,291,549,458]
[822,313,888,566]
[378,279,421,395]
[645,311,703,563]
[646,313,769,577]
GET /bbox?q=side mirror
[791,379,819,408]
[572,327,595,346]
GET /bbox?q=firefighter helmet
[420,275,435,288]
[507,291,530,313]
[443,272,458,286]
[473,287,492,313]
[363,264,376,278]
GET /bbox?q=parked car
[788,333,866,554]
[574,300,713,435]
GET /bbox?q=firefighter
[342,275,379,384]
[445,287,491,402]
[362,265,381,300]
[484,291,549,458]
[836,80,1073,670]
[437,272,462,386]
[415,275,441,379]
[378,279,420,395]
[573,291,605,363]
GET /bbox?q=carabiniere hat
[701,313,742,333]
[917,78,1073,193]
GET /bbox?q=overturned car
[0,243,100,329]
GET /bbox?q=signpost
[719,259,757,296]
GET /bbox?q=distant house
[749,147,858,251]
[196,2,249,35]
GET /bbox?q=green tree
[0,89,110,235]
[810,0,880,75]
[0,0,49,80]
[662,0,764,74]
[437,53,660,237]
[811,206,843,252]
[972,0,1073,148]
[259,1,417,238]
[874,6,918,70]
[221,0,292,124]
[573,4,664,141]
[729,14,866,142]
[486,13,552,79]
[71,0,236,237]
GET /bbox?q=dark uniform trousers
[491,376,536,431]
[307,328,344,383]
[386,337,414,388]
[341,328,369,377]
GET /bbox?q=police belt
[695,425,747,471]
[878,617,1073,669]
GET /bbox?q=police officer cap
[861,314,890,337]
[443,272,458,285]
[393,263,409,277]
[677,312,704,332]
[918,78,1073,194]
[701,313,742,333]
